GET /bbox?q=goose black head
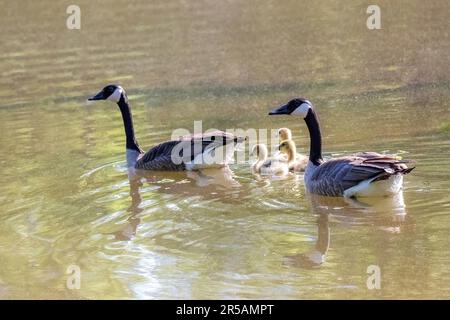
[88,85,125,103]
[269,98,313,118]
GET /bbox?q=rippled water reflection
[1,0,450,299]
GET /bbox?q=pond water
[1,0,450,299]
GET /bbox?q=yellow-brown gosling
[251,144,289,176]
[278,127,293,142]
[278,128,308,172]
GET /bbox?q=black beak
[269,103,289,115]
[88,90,106,101]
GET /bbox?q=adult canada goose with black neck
[88,85,244,171]
[269,98,414,197]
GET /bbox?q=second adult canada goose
[88,85,244,170]
[269,98,414,197]
[278,128,308,172]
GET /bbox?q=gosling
[278,128,308,172]
[251,144,289,176]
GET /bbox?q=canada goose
[269,99,414,197]
[277,129,309,172]
[88,85,244,171]
[251,144,289,176]
[278,139,308,172]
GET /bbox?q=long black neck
[305,108,322,165]
[117,95,142,153]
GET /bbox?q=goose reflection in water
[283,192,409,269]
[112,166,241,240]
[283,213,330,269]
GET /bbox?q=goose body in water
[88,85,244,170]
[269,99,414,197]
[278,128,308,172]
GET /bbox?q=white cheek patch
[107,87,123,102]
[291,103,311,118]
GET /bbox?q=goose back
[135,132,243,171]
[306,153,414,197]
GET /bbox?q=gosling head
[278,140,296,162]
[278,128,292,143]
[269,98,313,118]
[251,144,268,161]
[88,85,126,103]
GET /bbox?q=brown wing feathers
[346,154,415,183]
